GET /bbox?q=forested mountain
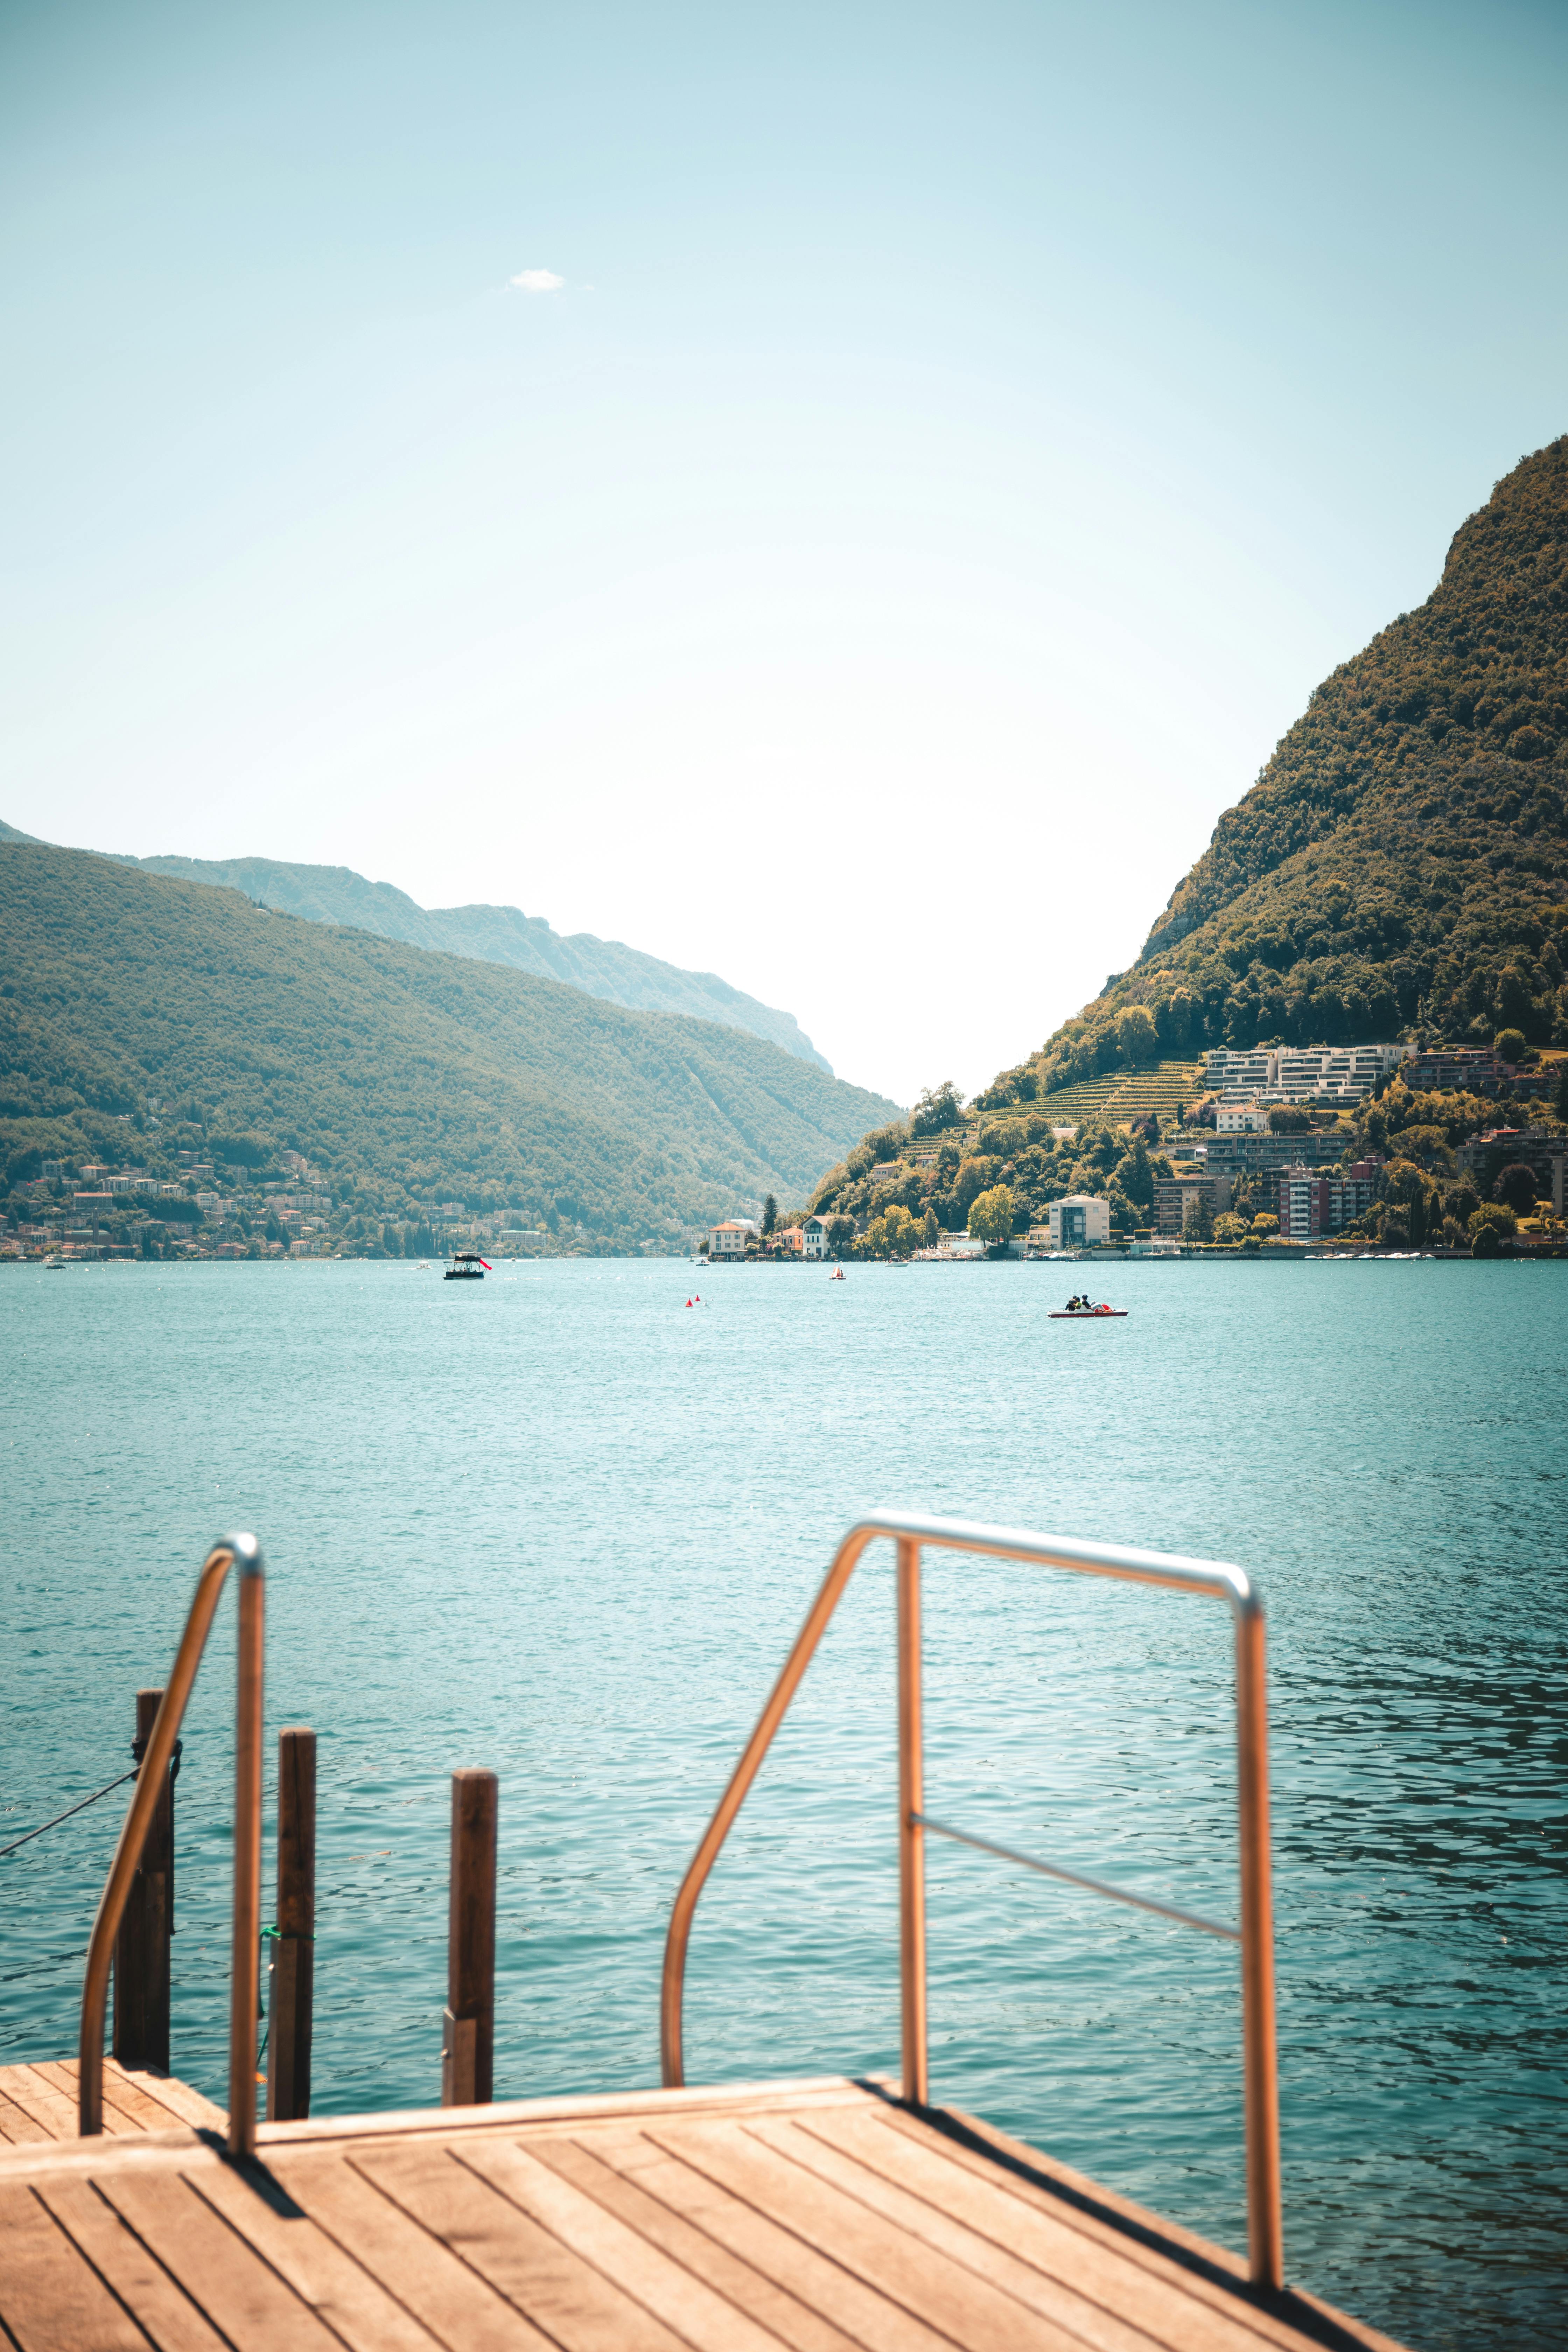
[0,820,829,1071]
[988,436,1568,1104]
[0,844,898,1246]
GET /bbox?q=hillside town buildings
[1200,1130,1342,1175]
[1153,1174,1232,1237]
[1203,1038,1555,1110]
[1455,1129,1565,1203]
[1203,1043,1411,1103]
[1274,1159,1381,1241]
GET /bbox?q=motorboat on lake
[444,1250,489,1282]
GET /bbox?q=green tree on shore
[1182,1191,1215,1242]
[866,1203,920,1258]
[968,1184,1016,1248]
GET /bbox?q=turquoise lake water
[3,1255,1564,2348]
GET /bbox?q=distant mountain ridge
[0,842,900,1245]
[0,820,830,1072]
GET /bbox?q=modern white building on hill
[1047,1194,1111,1248]
[1203,1043,1410,1104]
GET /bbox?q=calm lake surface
[4,1255,1565,2347]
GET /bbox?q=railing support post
[79,1535,266,2143]
[897,1538,929,2107]
[1235,1601,1283,2290]
[113,1688,173,2074]
[266,1726,315,2123]
[227,1569,265,2160]
[443,1769,497,2107]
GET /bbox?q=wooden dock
[0,2072,1407,2352]
[0,2060,224,2146]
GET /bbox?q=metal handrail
[78,1533,265,2157]
[660,1509,1283,2290]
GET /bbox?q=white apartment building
[1047,1194,1111,1248]
[1205,1043,1410,1105]
[1203,1050,1278,1099]
[1216,1104,1269,1133]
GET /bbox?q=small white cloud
[510,267,564,294]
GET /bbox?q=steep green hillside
[0,844,899,1247]
[994,438,1568,1102]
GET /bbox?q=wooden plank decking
[0,2074,1408,2352]
[0,2060,225,2146]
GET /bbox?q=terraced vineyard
[1024,1058,1205,1128]
[1018,1074,1124,1124]
[1098,1059,1206,1122]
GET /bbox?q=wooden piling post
[265,1727,316,2123]
[113,1689,172,2073]
[442,1769,496,2106]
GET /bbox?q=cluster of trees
[864,1204,938,1257]
[909,1080,966,1136]
[855,1183,1019,1257]
[811,1093,1174,1241]
[1212,1210,1278,1245]
[975,440,1568,1109]
[0,842,899,1257]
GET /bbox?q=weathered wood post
[442,1768,496,2106]
[265,1726,316,2122]
[113,1688,173,2072]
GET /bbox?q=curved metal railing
[78,1534,266,2156]
[660,1509,1283,2290]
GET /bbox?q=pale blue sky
[5,0,1566,1100]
